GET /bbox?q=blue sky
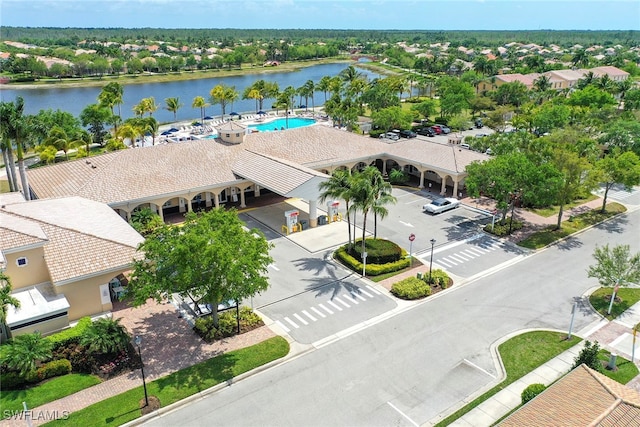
[2,0,638,31]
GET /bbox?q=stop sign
[409,233,416,242]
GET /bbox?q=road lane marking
[399,220,414,227]
[435,258,453,268]
[301,310,317,322]
[342,295,359,305]
[466,247,486,255]
[275,320,290,332]
[334,297,350,308]
[387,402,419,427]
[461,249,479,258]
[352,292,367,301]
[441,256,459,265]
[311,306,326,318]
[284,317,299,329]
[366,285,381,295]
[449,253,468,262]
[359,288,374,298]
[451,252,471,261]
[327,300,343,311]
[463,358,497,379]
[293,313,309,325]
[319,303,334,314]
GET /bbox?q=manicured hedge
[335,244,410,276]
[349,238,402,264]
[391,277,431,300]
[37,359,72,381]
[521,383,546,404]
[47,317,93,350]
[194,307,264,343]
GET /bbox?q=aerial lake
[0,63,381,124]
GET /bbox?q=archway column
[419,170,425,189]
[309,199,318,228]
[440,176,447,195]
[240,189,246,208]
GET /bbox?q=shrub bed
[484,219,524,237]
[47,317,92,350]
[391,277,431,299]
[335,239,410,276]
[194,307,264,343]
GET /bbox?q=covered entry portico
[232,150,329,228]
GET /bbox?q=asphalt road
[144,206,639,427]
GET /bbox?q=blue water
[0,63,382,124]
[249,117,315,131]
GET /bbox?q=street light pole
[429,238,436,284]
[134,335,149,407]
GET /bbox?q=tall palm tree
[572,49,589,68]
[243,87,262,113]
[299,80,315,112]
[367,169,396,238]
[98,82,124,136]
[0,96,31,200]
[43,125,75,160]
[319,169,354,247]
[164,97,183,121]
[317,75,332,103]
[192,96,208,125]
[72,129,93,157]
[0,272,20,342]
[117,122,140,148]
[1,137,18,192]
[210,84,238,121]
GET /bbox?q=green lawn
[435,331,581,427]
[44,336,289,426]
[598,349,639,384]
[589,287,640,321]
[518,203,626,249]
[531,194,599,217]
[0,179,9,193]
[1,374,102,418]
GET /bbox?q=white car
[422,197,461,214]
[379,132,399,141]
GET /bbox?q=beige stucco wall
[55,271,120,320]
[4,247,50,290]
[11,315,70,337]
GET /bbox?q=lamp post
[134,335,149,407]
[429,238,436,284]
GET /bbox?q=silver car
[422,197,460,214]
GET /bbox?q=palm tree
[319,169,355,247]
[164,97,183,121]
[351,168,377,256]
[71,130,93,157]
[572,49,589,68]
[192,96,208,125]
[117,122,140,148]
[317,75,332,103]
[4,332,53,375]
[0,96,31,200]
[143,116,159,146]
[533,75,552,92]
[80,317,131,354]
[98,82,124,136]
[243,87,262,113]
[299,80,315,111]
[0,272,20,342]
[210,84,238,121]
[1,137,18,193]
[576,71,597,89]
[368,169,397,238]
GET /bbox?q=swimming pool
[249,117,316,132]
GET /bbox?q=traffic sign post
[362,252,368,277]
[409,234,415,268]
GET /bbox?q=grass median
[434,331,581,427]
[43,336,289,427]
[518,202,626,249]
[589,287,640,321]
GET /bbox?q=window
[16,257,28,267]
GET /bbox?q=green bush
[193,307,264,343]
[426,269,451,288]
[573,340,603,372]
[0,372,26,390]
[335,245,410,276]
[484,219,524,237]
[47,317,92,350]
[521,383,546,404]
[388,169,409,184]
[348,238,402,264]
[391,277,431,300]
[36,359,72,381]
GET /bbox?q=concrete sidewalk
[442,298,640,427]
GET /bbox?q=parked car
[475,133,488,138]
[485,148,493,155]
[430,125,443,135]
[399,129,417,138]
[460,143,470,149]
[422,197,461,214]
[417,127,436,137]
[379,132,399,141]
[440,125,451,134]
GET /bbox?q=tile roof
[0,212,48,251]
[27,126,488,207]
[1,197,144,285]
[498,364,640,427]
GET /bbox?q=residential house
[591,65,630,82]
[499,364,640,426]
[0,195,144,339]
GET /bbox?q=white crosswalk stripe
[311,306,326,318]
[274,286,384,331]
[275,320,290,332]
[366,285,382,295]
[319,303,334,314]
[302,310,317,322]
[434,238,507,267]
[284,317,299,329]
[293,313,309,325]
